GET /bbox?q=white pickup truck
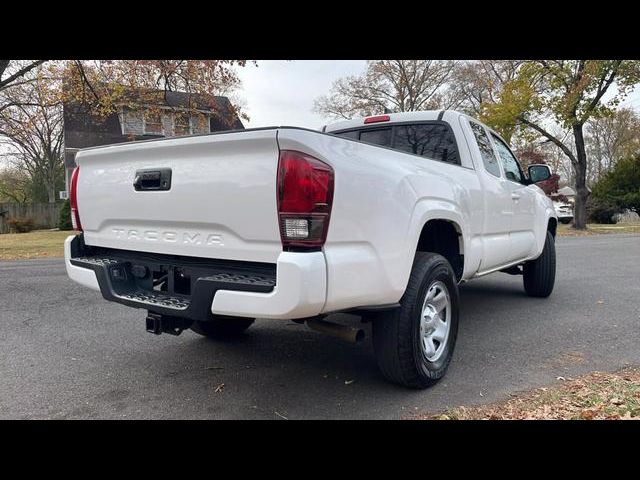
[65,110,557,388]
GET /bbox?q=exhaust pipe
[306,317,365,343]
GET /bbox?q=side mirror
[528,164,552,183]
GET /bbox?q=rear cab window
[333,122,461,166]
[359,128,392,147]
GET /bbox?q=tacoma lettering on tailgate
[112,229,224,246]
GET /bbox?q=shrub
[592,156,640,216]
[58,199,73,230]
[587,197,620,224]
[7,217,35,233]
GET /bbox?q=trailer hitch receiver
[145,312,192,336]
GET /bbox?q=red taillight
[277,150,334,249]
[364,115,390,124]
[70,166,82,231]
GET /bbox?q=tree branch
[0,60,46,91]
[581,63,620,122]
[73,60,101,103]
[518,115,577,164]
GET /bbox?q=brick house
[62,90,244,194]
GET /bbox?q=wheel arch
[412,215,466,282]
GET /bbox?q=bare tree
[448,60,524,115]
[314,60,459,119]
[584,107,640,185]
[0,167,31,203]
[0,71,64,204]
[0,60,47,113]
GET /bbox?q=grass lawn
[421,367,640,420]
[557,222,640,236]
[0,230,77,261]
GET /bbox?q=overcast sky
[235,60,366,129]
[236,60,640,130]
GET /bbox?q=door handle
[511,193,521,201]
[133,168,172,191]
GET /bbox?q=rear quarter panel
[277,128,483,312]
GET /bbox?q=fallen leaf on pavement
[580,409,595,420]
[419,367,640,421]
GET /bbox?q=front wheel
[559,218,572,224]
[372,252,459,389]
[190,316,255,339]
[523,231,556,297]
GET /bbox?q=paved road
[1,234,639,419]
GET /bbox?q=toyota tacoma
[65,110,557,388]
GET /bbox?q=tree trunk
[572,124,589,229]
[47,181,56,204]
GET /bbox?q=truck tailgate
[75,129,282,264]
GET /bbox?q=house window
[121,107,141,135]
[174,112,192,136]
[143,111,163,135]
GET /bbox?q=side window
[470,122,501,177]
[359,128,392,147]
[393,123,460,165]
[490,133,523,183]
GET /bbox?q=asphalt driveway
[0,234,638,419]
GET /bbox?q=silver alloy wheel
[419,280,451,362]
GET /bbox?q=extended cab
[65,110,557,388]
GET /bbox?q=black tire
[372,252,459,389]
[559,218,572,224]
[190,316,254,339]
[523,231,556,297]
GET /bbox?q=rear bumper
[64,235,327,320]
[210,251,326,319]
[65,235,101,291]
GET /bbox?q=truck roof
[323,110,467,133]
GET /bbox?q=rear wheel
[190,316,254,339]
[523,231,556,297]
[559,218,572,224]
[372,252,459,389]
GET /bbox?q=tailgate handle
[133,169,172,191]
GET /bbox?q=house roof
[160,91,231,111]
[62,88,244,156]
[117,89,244,129]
